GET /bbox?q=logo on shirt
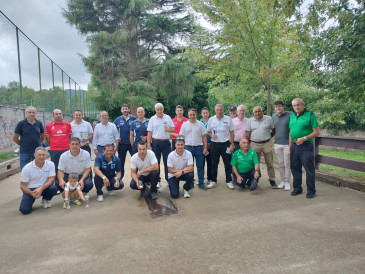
[57,130,63,134]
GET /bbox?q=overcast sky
[0,0,90,90]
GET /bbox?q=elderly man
[231,139,260,191]
[13,106,45,169]
[56,137,93,197]
[179,108,208,190]
[130,107,149,155]
[170,105,188,150]
[246,106,277,188]
[200,107,213,184]
[167,138,194,198]
[229,106,237,119]
[71,109,93,154]
[147,103,175,185]
[207,104,235,189]
[289,98,320,198]
[45,109,72,172]
[93,111,120,156]
[272,101,293,191]
[93,144,124,202]
[130,141,159,199]
[19,147,58,214]
[232,105,248,151]
[114,104,136,178]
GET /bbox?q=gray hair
[155,103,164,110]
[292,98,305,105]
[214,104,224,109]
[237,104,247,112]
[35,147,47,153]
[26,106,37,113]
[253,106,263,113]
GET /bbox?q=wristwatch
[303,136,307,141]
[182,171,185,174]
[102,176,106,180]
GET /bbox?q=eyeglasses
[176,137,184,140]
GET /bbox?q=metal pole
[38,48,42,91]
[75,82,77,111]
[69,78,71,113]
[51,61,55,91]
[16,27,23,103]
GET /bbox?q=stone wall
[0,104,72,153]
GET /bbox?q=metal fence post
[38,48,42,91]
[16,27,23,103]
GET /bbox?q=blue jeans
[20,154,34,170]
[97,145,105,155]
[151,140,171,182]
[19,185,58,214]
[290,142,316,194]
[130,170,159,193]
[168,173,194,198]
[118,144,132,179]
[185,145,205,184]
[94,175,124,195]
[55,173,94,193]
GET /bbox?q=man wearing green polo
[289,98,320,198]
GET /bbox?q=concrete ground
[0,154,365,274]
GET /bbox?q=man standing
[179,108,208,190]
[289,98,320,198]
[13,106,45,169]
[170,105,188,150]
[130,141,159,199]
[45,109,72,172]
[147,103,175,185]
[231,139,261,191]
[114,104,136,178]
[93,144,125,202]
[229,106,237,119]
[93,111,119,155]
[19,147,58,214]
[70,109,93,155]
[200,107,213,184]
[207,104,235,189]
[130,107,149,155]
[232,105,248,151]
[167,138,194,198]
[56,137,93,197]
[246,106,277,188]
[272,101,292,191]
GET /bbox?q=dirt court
[0,153,365,274]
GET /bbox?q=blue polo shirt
[114,115,136,144]
[94,154,121,179]
[130,119,149,144]
[14,119,44,154]
[200,118,211,143]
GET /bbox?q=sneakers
[108,190,115,196]
[306,192,316,199]
[73,200,82,206]
[83,193,89,199]
[278,182,285,189]
[207,181,216,189]
[183,189,190,198]
[156,181,161,188]
[250,179,258,191]
[270,180,278,189]
[151,191,159,200]
[226,182,235,189]
[63,199,70,209]
[41,198,51,209]
[97,195,104,202]
[285,182,291,191]
[291,190,303,196]
[198,183,207,191]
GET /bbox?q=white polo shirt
[147,114,174,140]
[207,115,235,143]
[92,122,119,146]
[130,150,158,176]
[71,119,93,146]
[58,149,92,175]
[167,150,193,179]
[65,181,81,192]
[179,120,207,146]
[20,160,55,189]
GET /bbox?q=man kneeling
[231,139,261,191]
[167,138,194,198]
[19,147,58,214]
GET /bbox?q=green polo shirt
[231,148,259,173]
[289,110,319,142]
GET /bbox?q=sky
[0,0,90,90]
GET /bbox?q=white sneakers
[84,193,89,199]
[97,195,104,202]
[183,189,190,198]
[108,190,115,196]
[207,181,216,189]
[278,182,285,189]
[156,181,161,188]
[226,182,235,189]
[41,199,51,209]
[278,181,291,191]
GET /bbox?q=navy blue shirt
[114,115,136,144]
[94,154,121,178]
[130,119,149,144]
[14,119,44,154]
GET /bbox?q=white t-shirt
[207,115,235,143]
[58,149,92,175]
[92,122,119,146]
[71,120,93,146]
[147,114,174,140]
[20,160,55,189]
[167,150,194,179]
[130,150,158,176]
[65,181,81,192]
[179,120,207,146]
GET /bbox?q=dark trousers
[168,173,194,198]
[118,144,132,179]
[130,170,159,193]
[204,149,213,181]
[210,141,232,183]
[81,144,91,155]
[237,169,261,188]
[151,140,171,182]
[131,143,138,155]
[171,139,176,151]
[55,173,94,193]
[94,175,124,195]
[290,142,316,194]
[185,145,205,184]
[19,185,58,214]
[49,149,68,173]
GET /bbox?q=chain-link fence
[0,11,98,118]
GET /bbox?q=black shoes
[250,179,258,191]
[198,183,207,191]
[270,180,277,189]
[306,193,316,199]
[291,190,303,196]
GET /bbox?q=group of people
[13,98,319,215]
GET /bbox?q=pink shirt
[232,117,248,142]
[172,116,188,140]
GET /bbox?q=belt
[186,144,203,147]
[152,138,169,141]
[81,143,89,146]
[252,139,271,144]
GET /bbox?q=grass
[0,152,15,163]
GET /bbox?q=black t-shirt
[14,119,44,154]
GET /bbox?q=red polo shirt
[172,116,188,140]
[45,120,72,150]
